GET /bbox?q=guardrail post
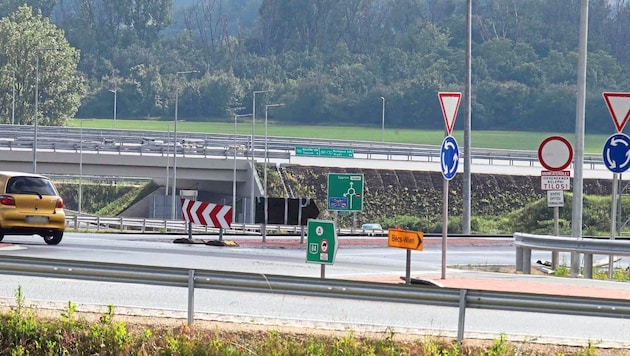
[187,269,195,325]
[457,289,467,346]
[74,215,78,229]
[515,246,523,272]
[584,253,593,279]
[119,217,124,232]
[522,248,531,274]
[97,216,101,232]
[142,219,146,233]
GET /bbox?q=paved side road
[232,235,630,300]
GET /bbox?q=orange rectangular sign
[388,229,424,251]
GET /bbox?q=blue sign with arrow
[440,135,459,180]
[603,133,630,173]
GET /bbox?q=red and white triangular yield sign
[438,92,462,135]
[181,198,232,228]
[603,92,630,132]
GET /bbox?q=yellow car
[0,171,65,245]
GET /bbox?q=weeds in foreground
[0,287,616,355]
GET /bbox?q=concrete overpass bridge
[0,147,276,223]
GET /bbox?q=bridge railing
[0,124,606,168]
[64,215,388,237]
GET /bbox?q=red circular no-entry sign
[538,136,574,171]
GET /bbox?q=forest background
[1,0,630,135]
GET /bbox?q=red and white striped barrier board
[180,199,232,228]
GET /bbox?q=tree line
[1,0,630,134]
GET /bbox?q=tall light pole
[250,89,272,223]
[171,70,198,220]
[33,54,40,173]
[108,89,117,128]
[1,68,15,125]
[33,47,56,173]
[263,103,284,242]
[380,97,385,142]
[165,122,171,197]
[78,119,93,215]
[233,113,252,224]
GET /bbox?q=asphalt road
[0,233,628,347]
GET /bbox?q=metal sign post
[388,229,424,285]
[438,92,461,280]
[601,92,630,279]
[538,137,573,272]
[306,220,338,279]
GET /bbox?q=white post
[380,96,385,142]
[234,113,252,224]
[171,71,198,220]
[251,90,272,223]
[79,120,84,215]
[172,85,179,219]
[33,54,39,173]
[263,103,283,242]
[109,89,117,128]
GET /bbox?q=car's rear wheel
[43,231,63,245]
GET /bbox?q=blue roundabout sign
[603,133,630,173]
[440,136,459,180]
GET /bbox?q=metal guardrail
[0,255,626,344]
[64,215,388,237]
[514,232,630,278]
[0,124,606,168]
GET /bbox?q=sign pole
[552,206,559,269]
[321,264,325,279]
[405,250,412,285]
[609,173,618,279]
[441,179,448,280]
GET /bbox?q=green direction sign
[327,173,364,212]
[306,219,338,264]
[295,146,354,158]
[295,146,320,156]
[320,148,354,158]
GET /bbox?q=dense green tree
[0,0,57,18]
[182,70,244,118]
[14,0,625,134]
[0,5,84,125]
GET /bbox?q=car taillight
[0,195,15,206]
[56,199,64,209]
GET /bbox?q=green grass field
[68,118,610,153]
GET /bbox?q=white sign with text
[541,170,571,191]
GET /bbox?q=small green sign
[295,146,320,156]
[306,219,338,264]
[295,146,354,158]
[327,173,364,212]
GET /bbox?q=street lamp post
[171,70,198,220]
[79,119,93,215]
[263,103,284,242]
[108,89,117,128]
[233,113,252,224]
[381,97,385,142]
[1,69,15,125]
[33,54,40,173]
[33,47,56,173]
[250,90,272,223]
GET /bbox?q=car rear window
[6,176,57,196]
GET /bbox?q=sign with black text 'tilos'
[388,229,424,251]
[541,170,571,191]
